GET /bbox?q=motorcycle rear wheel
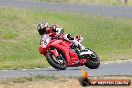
[85,49,100,69]
[45,48,67,70]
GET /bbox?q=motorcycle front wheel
[85,49,100,69]
[45,48,67,70]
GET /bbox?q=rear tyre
[45,48,67,70]
[85,49,100,69]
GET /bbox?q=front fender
[48,49,59,57]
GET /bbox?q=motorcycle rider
[37,22,90,57]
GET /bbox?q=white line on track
[101,59,132,64]
[49,67,53,68]
[35,68,40,69]
[2,70,8,71]
[104,63,108,64]
[22,69,27,71]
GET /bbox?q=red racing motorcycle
[39,34,100,70]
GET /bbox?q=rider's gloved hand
[67,34,74,40]
[56,34,62,39]
[76,35,83,43]
[50,34,61,39]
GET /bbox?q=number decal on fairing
[42,35,49,48]
[43,40,47,45]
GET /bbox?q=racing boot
[78,44,93,58]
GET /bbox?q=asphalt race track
[0,0,132,78]
[0,0,132,18]
[0,60,132,78]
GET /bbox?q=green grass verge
[33,0,132,6]
[0,7,132,70]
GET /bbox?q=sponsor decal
[79,68,131,86]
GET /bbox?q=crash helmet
[37,22,49,35]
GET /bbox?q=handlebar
[50,34,61,40]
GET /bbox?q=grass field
[0,7,132,70]
[34,0,132,6]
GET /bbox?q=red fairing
[49,40,81,66]
[38,33,89,67]
[50,40,72,65]
[79,59,87,64]
[39,44,45,54]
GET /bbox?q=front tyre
[85,49,100,69]
[45,49,67,70]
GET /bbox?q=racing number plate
[42,35,49,48]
